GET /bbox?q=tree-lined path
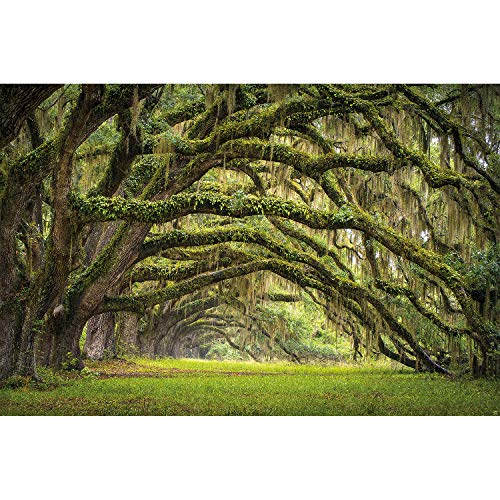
[0,84,498,382]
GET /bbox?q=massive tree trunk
[49,315,86,371]
[116,312,139,355]
[0,206,26,378]
[0,309,22,379]
[83,312,116,361]
[139,331,157,357]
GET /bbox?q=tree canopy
[0,83,498,379]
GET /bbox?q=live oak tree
[0,83,498,379]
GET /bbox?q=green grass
[0,357,498,415]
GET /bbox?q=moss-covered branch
[218,138,395,176]
[70,191,356,228]
[127,260,216,283]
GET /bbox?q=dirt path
[87,359,290,379]
[97,370,285,378]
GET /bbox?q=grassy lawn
[0,357,499,415]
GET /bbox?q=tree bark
[48,315,86,371]
[116,312,139,355]
[0,309,21,379]
[0,85,61,149]
[83,312,116,361]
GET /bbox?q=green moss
[69,191,354,230]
